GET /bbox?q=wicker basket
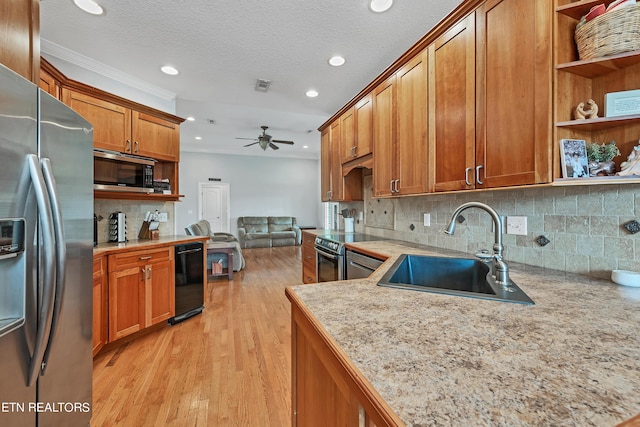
[575,2,640,60]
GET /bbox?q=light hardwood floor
[92,246,302,426]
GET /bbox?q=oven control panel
[314,237,341,253]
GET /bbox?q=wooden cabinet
[430,13,477,192]
[61,88,180,162]
[475,0,552,188]
[321,120,363,202]
[341,93,374,164]
[330,120,344,201]
[373,49,429,197]
[0,0,39,83]
[93,255,107,356]
[107,247,175,341]
[288,290,402,427]
[39,59,63,99]
[554,0,640,182]
[320,129,332,202]
[301,231,317,284]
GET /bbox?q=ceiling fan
[236,125,295,151]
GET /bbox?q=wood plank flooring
[92,246,303,426]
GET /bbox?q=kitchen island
[286,240,640,426]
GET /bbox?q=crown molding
[41,38,176,102]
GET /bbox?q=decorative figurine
[617,142,640,176]
[575,99,599,119]
[587,140,620,176]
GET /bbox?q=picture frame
[560,139,589,179]
[605,89,640,117]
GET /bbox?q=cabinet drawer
[108,247,173,272]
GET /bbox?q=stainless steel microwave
[93,149,155,193]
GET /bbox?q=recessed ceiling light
[186,116,195,121]
[73,0,104,15]
[306,90,319,98]
[303,145,309,149]
[195,136,202,140]
[369,0,393,13]
[161,65,179,76]
[328,56,346,67]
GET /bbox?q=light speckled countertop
[93,235,208,256]
[289,239,640,426]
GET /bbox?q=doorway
[198,182,230,233]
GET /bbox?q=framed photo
[560,139,589,179]
[605,89,640,117]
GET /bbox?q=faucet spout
[444,202,509,286]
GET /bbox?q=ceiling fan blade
[236,137,257,141]
[243,142,259,147]
[269,143,280,150]
[272,139,294,145]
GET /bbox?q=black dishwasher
[170,242,204,325]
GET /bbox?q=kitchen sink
[377,254,534,305]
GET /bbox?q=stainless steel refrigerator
[0,64,93,426]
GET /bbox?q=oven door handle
[314,246,340,260]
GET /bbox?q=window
[323,202,339,230]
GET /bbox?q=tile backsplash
[343,176,640,279]
[94,200,174,244]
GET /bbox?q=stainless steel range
[314,233,384,282]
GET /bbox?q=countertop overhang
[288,238,640,426]
[93,235,209,256]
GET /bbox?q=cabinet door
[301,232,317,284]
[354,93,373,159]
[372,75,396,197]
[329,120,344,201]
[320,129,331,202]
[132,111,180,162]
[431,14,476,192]
[396,49,429,195]
[39,68,60,99]
[340,108,356,163]
[476,0,552,188]
[108,266,145,341]
[92,256,106,356]
[146,259,175,326]
[62,89,132,153]
[0,0,39,83]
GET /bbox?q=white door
[198,182,230,233]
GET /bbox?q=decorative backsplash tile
[355,184,640,279]
[94,200,174,244]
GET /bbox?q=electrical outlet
[157,212,168,222]
[423,213,431,227]
[506,216,527,235]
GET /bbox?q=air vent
[208,119,216,125]
[255,79,272,92]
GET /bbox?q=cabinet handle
[352,146,357,157]
[394,179,400,193]
[465,167,472,186]
[141,268,146,278]
[139,256,152,261]
[147,266,152,280]
[134,141,139,153]
[389,180,394,193]
[126,140,131,152]
[327,190,332,200]
[476,165,484,185]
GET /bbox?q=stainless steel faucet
[444,202,510,287]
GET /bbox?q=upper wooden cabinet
[321,120,363,202]
[475,0,552,188]
[62,89,180,162]
[321,129,332,202]
[430,14,477,192]
[0,0,39,83]
[373,49,429,197]
[340,93,374,164]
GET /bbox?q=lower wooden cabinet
[301,231,317,284]
[92,255,107,356]
[288,290,403,427]
[107,247,175,341]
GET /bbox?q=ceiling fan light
[369,0,393,13]
[73,0,104,15]
[328,56,346,67]
[306,90,319,98]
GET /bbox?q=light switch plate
[423,213,431,227]
[506,216,527,235]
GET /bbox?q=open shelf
[553,176,640,186]
[556,114,640,131]
[556,50,640,78]
[556,0,615,20]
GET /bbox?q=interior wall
[177,151,322,236]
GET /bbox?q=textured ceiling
[40,0,462,159]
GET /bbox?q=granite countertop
[289,240,640,426]
[93,235,208,256]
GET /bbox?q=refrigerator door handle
[39,158,66,375]
[23,155,57,387]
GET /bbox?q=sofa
[184,219,245,272]
[237,216,301,248]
